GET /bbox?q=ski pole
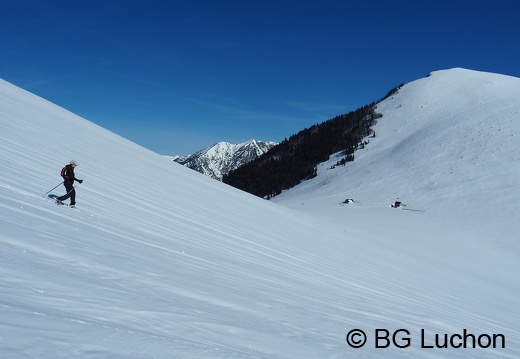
[42,181,64,197]
[63,181,81,197]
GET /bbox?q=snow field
[1,69,520,358]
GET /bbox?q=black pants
[57,181,75,205]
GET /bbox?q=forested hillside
[223,86,402,198]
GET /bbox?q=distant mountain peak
[169,140,277,180]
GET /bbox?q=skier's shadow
[48,194,66,205]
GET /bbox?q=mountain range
[1,68,519,358]
[169,139,277,180]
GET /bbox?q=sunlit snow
[1,68,519,358]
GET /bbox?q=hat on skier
[70,160,78,166]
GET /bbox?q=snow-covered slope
[272,68,520,355]
[1,69,519,359]
[273,68,520,253]
[171,139,276,180]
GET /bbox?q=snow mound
[275,68,520,254]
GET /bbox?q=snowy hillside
[273,68,520,252]
[170,140,276,180]
[1,68,519,359]
[272,68,520,354]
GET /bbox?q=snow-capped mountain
[170,139,276,180]
[1,68,519,359]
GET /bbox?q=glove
[78,179,83,184]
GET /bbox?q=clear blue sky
[1,0,519,155]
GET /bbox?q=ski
[47,194,76,209]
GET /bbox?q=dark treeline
[223,85,404,198]
[223,104,379,198]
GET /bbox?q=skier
[56,160,83,207]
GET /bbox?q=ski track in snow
[1,69,520,358]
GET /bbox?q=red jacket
[61,164,79,183]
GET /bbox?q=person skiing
[56,160,83,207]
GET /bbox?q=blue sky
[1,0,519,155]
